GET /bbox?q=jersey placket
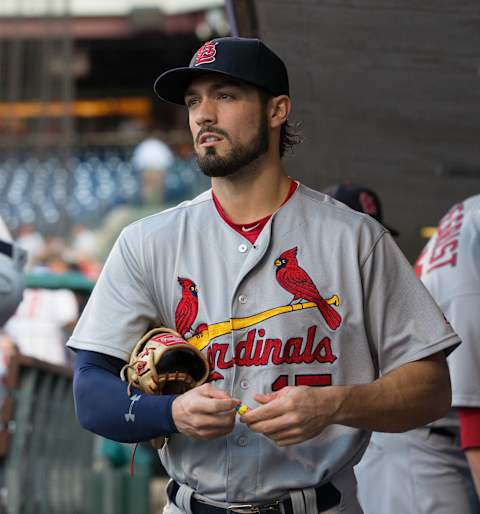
[224,220,273,500]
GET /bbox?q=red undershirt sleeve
[459,407,480,450]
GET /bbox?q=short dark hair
[258,90,302,158]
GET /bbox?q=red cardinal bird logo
[274,247,342,330]
[175,277,199,337]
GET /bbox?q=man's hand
[241,352,451,446]
[172,383,240,440]
[241,386,344,446]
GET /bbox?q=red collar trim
[212,180,299,242]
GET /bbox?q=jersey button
[237,436,248,447]
[238,295,248,304]
[240,379,249,389]
[238,243,248,253]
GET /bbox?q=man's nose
[194,98,217,127]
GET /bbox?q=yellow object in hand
[236,404,250,416]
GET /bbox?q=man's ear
[268,95,291,129]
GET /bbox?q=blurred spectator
[30,233,102,281]
[132,136,175,205]
[4,251,79,367]
[71,225,99,261]
[15,224,45,270]
[95,136,177,259]
[4,286,78,367]
[69,225,102,280]
[33,236,69,272]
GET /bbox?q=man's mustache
[196,127,230,145]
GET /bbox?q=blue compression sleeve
[73,349,178,442]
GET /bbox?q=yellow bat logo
[186,295,340,351]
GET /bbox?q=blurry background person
[4,286,78,367]
[71,224,99,262]
[15,224,45,271]
[94,135,176,259]
[323,183,399,237]
[69,225,102,280]
[0,216,27,327]
[0,215,26,385]
[132,134,175,205]
[327,184,480,514]
[4,251,79,367]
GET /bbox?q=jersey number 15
[272,374,332,391]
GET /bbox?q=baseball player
[68,37,460,514]
[322,184,398,237]
[355,195,480,514]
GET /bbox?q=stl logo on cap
[195,40,218,66]
[359,192,378,216]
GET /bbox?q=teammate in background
[0,216,27,381]
[0,217,26,327]
[355,196,480,514]
[69,38,459,514]
[326,184,480,512]
[322,184,398,237]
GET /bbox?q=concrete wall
[254,1,480,260]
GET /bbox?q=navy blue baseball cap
[154,37,289,105]
[324,183,399,236]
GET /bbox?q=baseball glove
[120,327,209,397]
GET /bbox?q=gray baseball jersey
[68,184,459,504]
[356,195,480,514]
[417,194,480,411]
[0,218,26,326]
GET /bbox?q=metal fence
[0,354,151,514]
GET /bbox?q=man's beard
[195,116,269,178]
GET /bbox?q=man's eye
[218,93,233,100]
[186,98,199,108]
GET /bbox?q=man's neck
[211,161,291,225]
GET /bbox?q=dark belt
[169,481,341,514]
[0,240,13,259]
[429,427,457,439]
